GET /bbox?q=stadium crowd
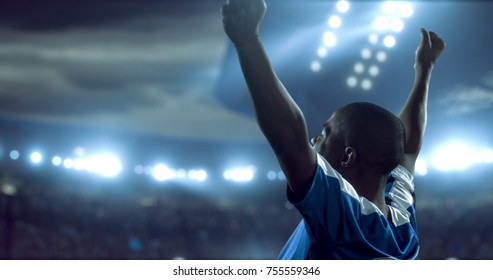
[1,172,493,260]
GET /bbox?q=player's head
[312,102,405,176]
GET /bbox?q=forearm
[399,66,433,154]
[235,37,310,151]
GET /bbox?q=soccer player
[221,0,445,259]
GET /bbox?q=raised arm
[221,0,317,194]
[398,28,445,173]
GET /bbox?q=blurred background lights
[398,2,414,17]
[347,76,358,88]
[323,31,337,48]
[1,183,17,196]
[317,47,328,58]
[382,1,397,14]
[267,171,277,181]
[374,16,389,31]
[431,142,477,171]
[85,154,123,177]
[368,33,379,45]
[328,15,342,29]
[63,158,74,169]
[354,62,365,74]
[277,171,286,181]
[52,156,62,166]
[336,0,350,13]
[361,48,372,59]
[376,51,387,62]
[30,152,43,164]
[74,147,86,157]
[391,19,404,33]
[134,164,145,175]
[9,150,20,160]
[361,79,372,90]
[368,65,380,76]
[480,149,493,164]
[415,158,428,176]
[383,35,396,48]
[311,61,322,72]
[152,164,175,181]
[188,169,207,182]
[223,165,256,182]
[73,158,85,170]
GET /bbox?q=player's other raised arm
[398,28,445,173]
[221,0,317,195]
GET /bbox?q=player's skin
[221,0,445,216]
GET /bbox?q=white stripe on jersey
[317,154,415,226]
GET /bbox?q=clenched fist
[221,0,267,47]
[415,28,446,69]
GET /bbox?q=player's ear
[341,147,357,168]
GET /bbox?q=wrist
[414,63,434,75]
[234,35,259,49]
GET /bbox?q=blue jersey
[278,154,419,260]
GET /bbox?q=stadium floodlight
[368,65,380,77]
[151,163,175,181]
[376,51,387,62]
[336,0,350,13]
[317,47,328,58]
[361,79,372,91]
[383,35,396,48]
[52,156,63,166]
[267,171,277,181]
[30,152,43,164]
[188,169,208,182]
[176,169,187,179]
[398,2,414,17]
[382,1,397,14]
[328,15,342,29]
[223,165,256,182]
[431,142,476,171]
[277,171,286,181]
[390,19,404,33]
[9,150,20,160]
[480,149,493,164]
[84,154,123,178]
[374,16,389,31]
[74,147,86,157]
[361,48,372,60]
[323,31,337,48]
[354,62,365,74]
[63,158,74,169]
[347,76,358,88]
[311,61,322,72]
[368,33,379,45]
[73,158,85,170]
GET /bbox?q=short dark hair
[338,102,405,175]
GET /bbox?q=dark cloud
[0,0,264,142]
[0,0,224,32]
